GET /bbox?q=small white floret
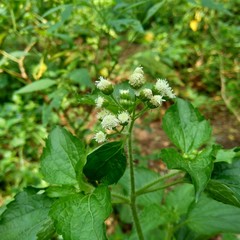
[101,114,120,130]
[155,79,176,98]
[150,95,165,107]
[118,111,130,124]
[95,96,105,108]
[93,131,107,143]
[141,88,153,100]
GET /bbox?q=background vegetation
[0,0,239,238]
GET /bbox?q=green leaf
[160,147,213,198]
[222,233,240,240]
[162,98,212,153]
[215,148,237,163]
[83,141,127,185]
[0,188,55,240]
[206,180,240,208]
[166,184,195,217]
[108,19,144,33]
[143,2,165,23]
[46,186,77,198]
[50,186,112,240]
[201,0,232,15]
[69,68,93,90]
[187,195,240,235]
[206,158,240,207]
[40,126,86,185]
[15,79,56,94]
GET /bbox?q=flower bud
[119,99,134,109]
[95,96,105,108]
[119,89,130,100]
[139,88,153,101]
[129,67,145,89]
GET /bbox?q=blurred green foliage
[0,0,239,207]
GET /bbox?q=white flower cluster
[154,79,176,99]
[93,111,131,143]
[129,67,145,89]
[92,66,176,142]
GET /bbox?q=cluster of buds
[94,77,131,143]
[92,67,176,143]
[131,69,176,108]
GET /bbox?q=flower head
[149,95,165,108]
[95,76,113,95]
[118,111,130,125]
[101,114,120,130]
[95,96,105,108]
[139,88,153,101]
[93,131,107,143]
[129,66,145,89]
[154,79,176,99]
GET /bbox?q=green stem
[165,224,173,240]
[135,171,182,196]
[127,111,144,240]
[134,106,148,120]
[111,192,130,204]
[136,179,185,196]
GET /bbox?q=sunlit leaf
[0,188,54,240]
[16,79,56,94]
[162,98,212,153]
[40,126,86,185]
[50,186,112,240]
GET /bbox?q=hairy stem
[136,179,185,196]
[111,192,130,204]
[127,111,144,240]
[135,171,182,196]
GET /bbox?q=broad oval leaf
[83,141,127,185]
[162,98,211,153]
[187,195,240,235]
[16,79,56,94]
[50,186,112,240]
[0,188,54,240]
[160,147,214,199]
[40,126,86,185]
